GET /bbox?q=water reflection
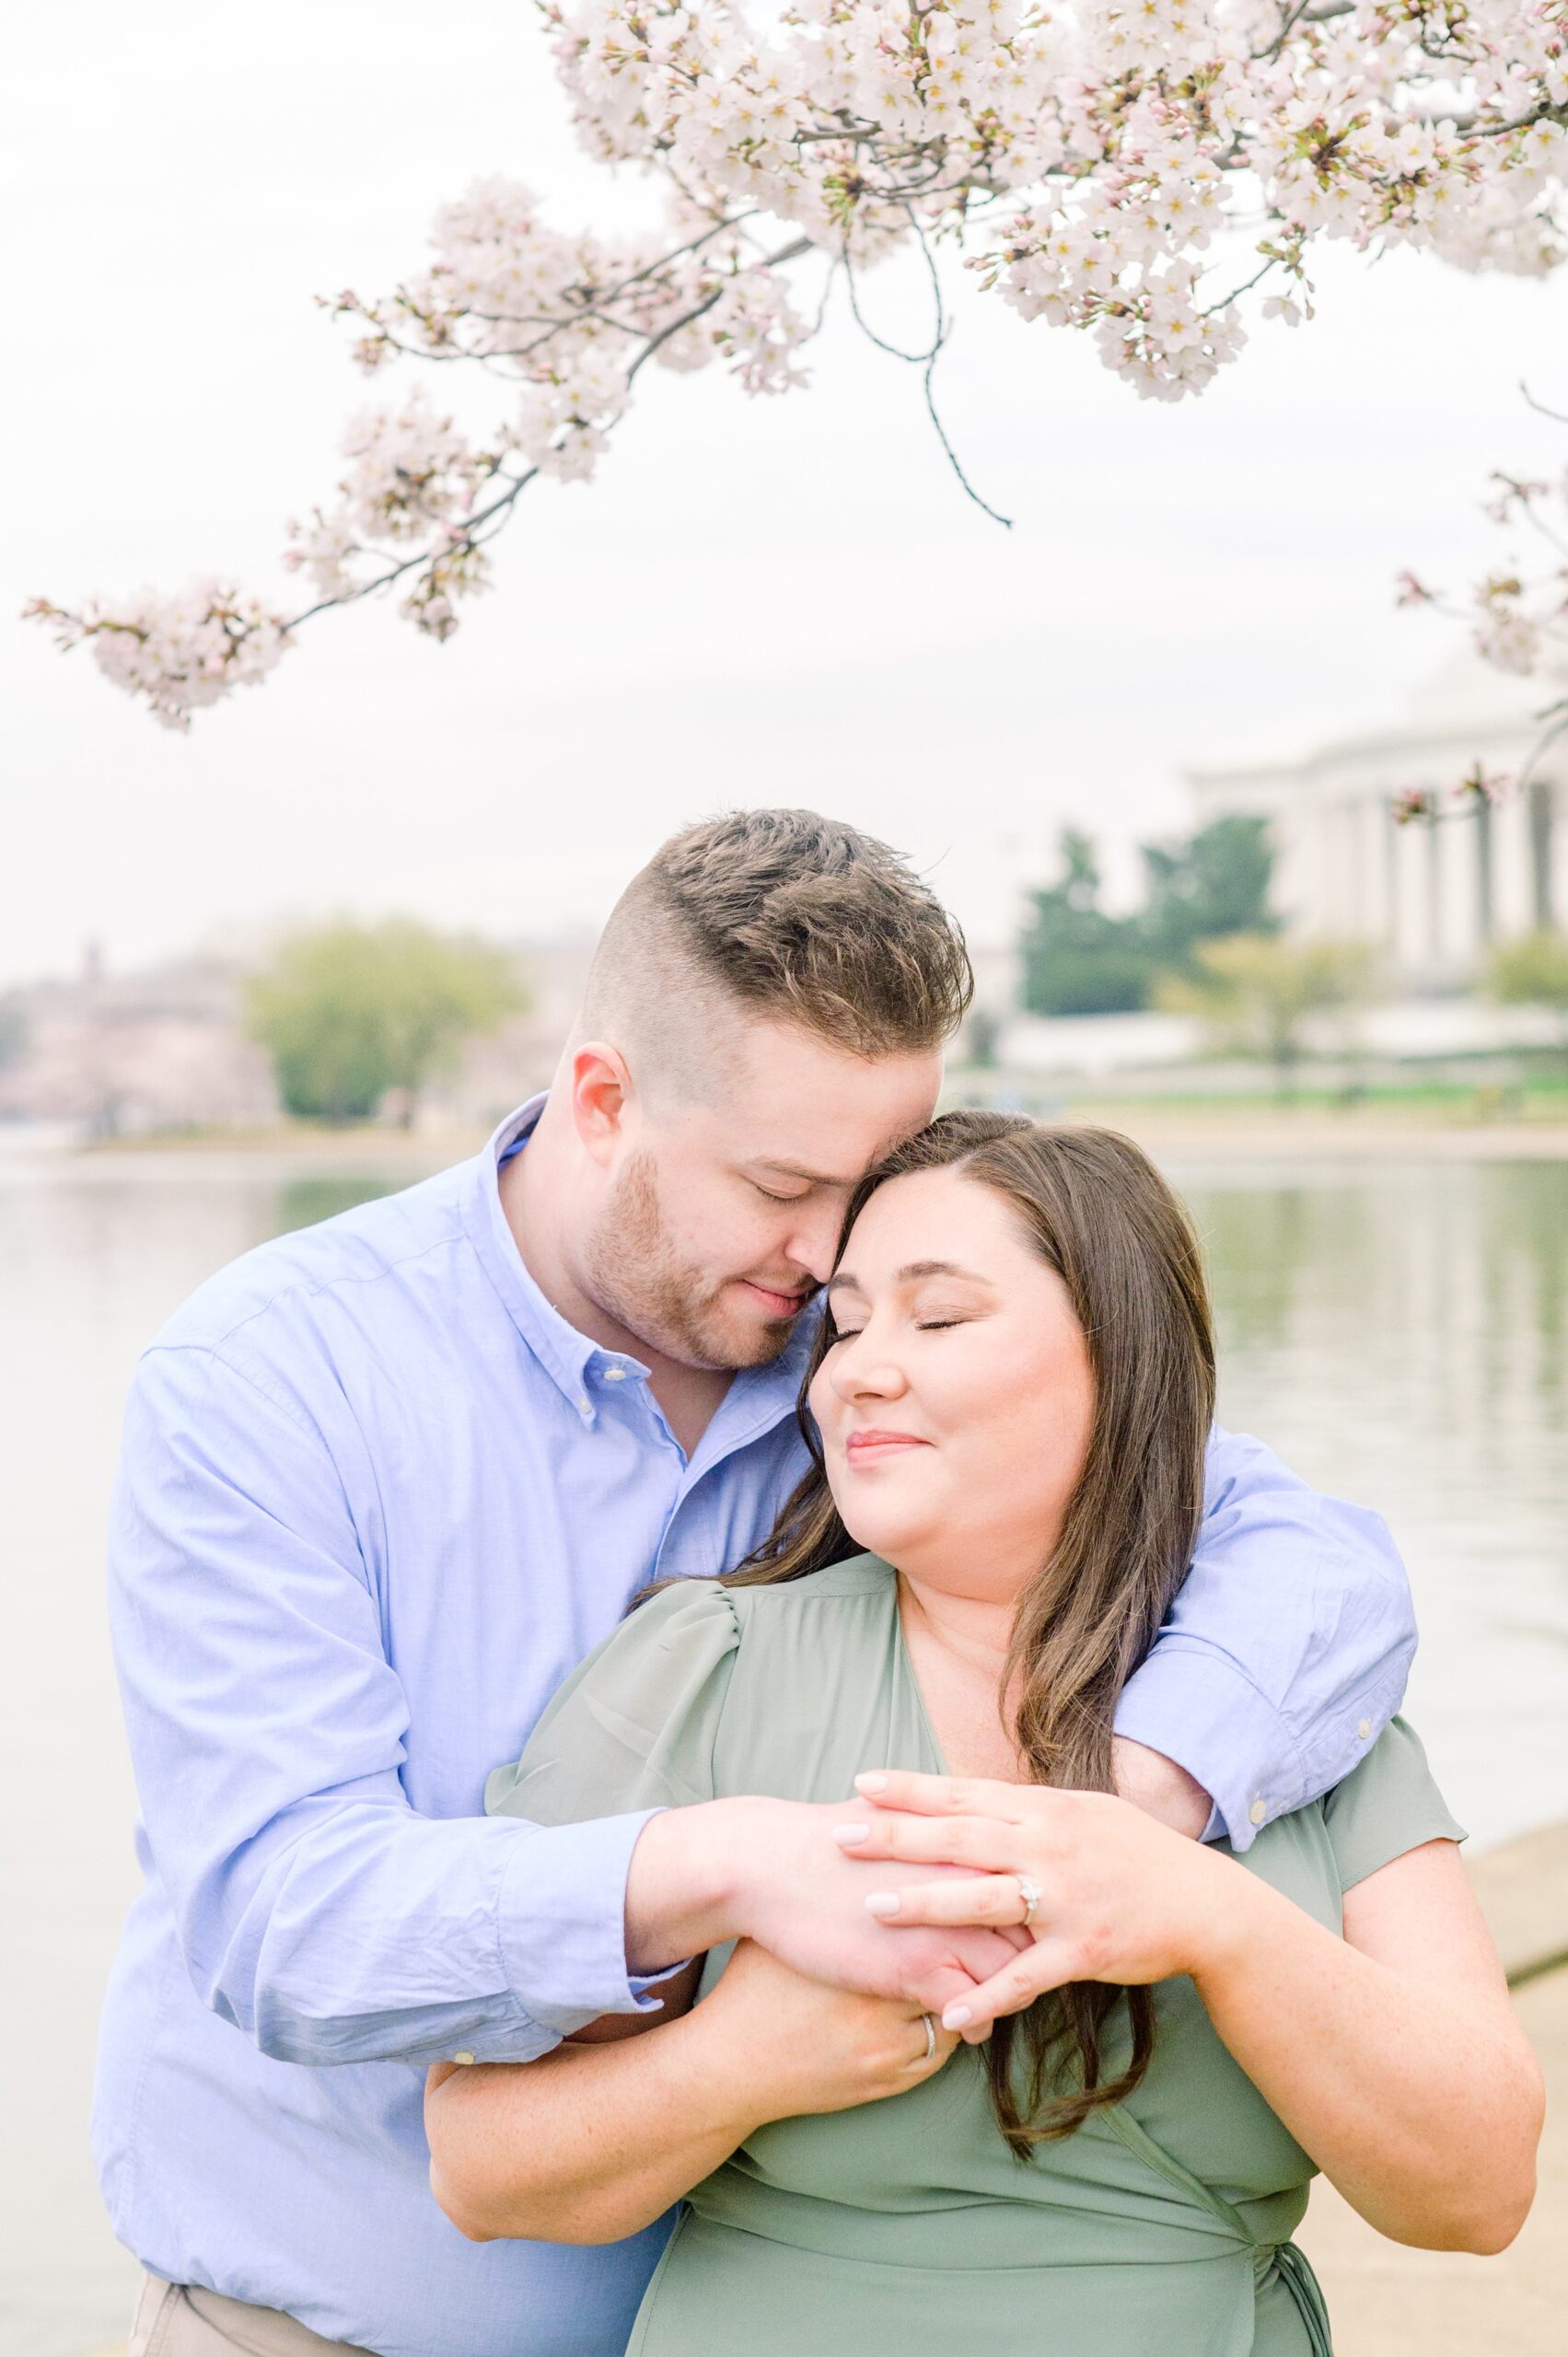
[1,1145,1564,2357]
[1173,1155,1568,1867]
[273,1174,410,1238]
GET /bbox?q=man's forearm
[1115,1425,1416,1848]
[622,1798,759,1974]
[1110,1736,1212,1840]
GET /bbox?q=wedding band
[921,2012,937,2061]
[1016,1875,1043,1929]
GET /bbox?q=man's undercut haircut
[580,808,973,1091]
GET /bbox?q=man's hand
[1110,1737,1212,1839]
[624,1797,1028,2019]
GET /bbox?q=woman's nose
[827,1329,906,1402]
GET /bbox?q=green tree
[1018,830,1153,1016]
[1140,815,1277,974]
[961,1004,1003,1070]
[1158,933,1373,1097]
[1487,928,1568,1059]
[0,995,28,1073]
[246,919,523,1123]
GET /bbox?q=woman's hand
[832,1771,1241,2040]
[701,1937,961,2120]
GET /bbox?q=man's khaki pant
[128,2273,374,2357]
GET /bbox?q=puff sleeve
[488,1581,743,1827]
[1319,1716,1467,1893]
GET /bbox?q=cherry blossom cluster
[23,582,292,732]
[1399,439,1568,818]
[30,0,1568,726]
[1390,762,1511,826]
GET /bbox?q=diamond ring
[921,2012,938,2061]
[1016,1875,1043,1929]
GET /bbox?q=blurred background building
[4,673,1567,1142]
[1188,667,1564,989]
[0,932,598,1143]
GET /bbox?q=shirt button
[1357,1719,1372,1740]
[576,1395,590,1413]
[453,2052,475,2067]
[603,1367,626,1382]
[1249,1798,1267,1827]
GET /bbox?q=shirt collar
[464,1097,606,1419]
[462,1096,819,1439]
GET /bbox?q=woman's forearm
[1191,1854,1542,2252]
[425,1939,958,2247]
[827,1771,1540,2253]
[426,2010,764,2246]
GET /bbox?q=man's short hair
[581,808,972,1077]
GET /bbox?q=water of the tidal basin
[2,1143,1564,2357]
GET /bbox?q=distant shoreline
[5,1100,1567,1168]
[1068,1106,1568,1162]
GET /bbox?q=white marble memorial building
[1186,668,1565,990]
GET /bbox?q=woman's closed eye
[911,1295,986,1330]
[828,1311,973,1341]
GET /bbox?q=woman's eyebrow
[826,1260,994,1296]
[896,1259,994,1286]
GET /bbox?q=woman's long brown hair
[721,1110,1216,2154]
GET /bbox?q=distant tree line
[1490,929,1568,1056]
[246,919,523,1124]
[1019,815,1277,1017]
[1017,814,1568,1095]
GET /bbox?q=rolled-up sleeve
[1113,1425,1417,1850]
[110,1343,656,2065]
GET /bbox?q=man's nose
[785,1199,848,1288]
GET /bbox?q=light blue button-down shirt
[95,1100,1415,2357]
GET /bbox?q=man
[100,809,1414,2357]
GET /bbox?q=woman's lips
[843,1429,931,1465]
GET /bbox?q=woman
[425,1114,1542,2355]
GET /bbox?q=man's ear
[568,1040,634,1167]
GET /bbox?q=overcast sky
[6,1,1566,985]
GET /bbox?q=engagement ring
[1016,1875,1043,1929]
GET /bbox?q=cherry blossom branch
[1521,379,1568,426]
[1513,698,1568,796]
[27,0,1568,727]
[904,205,1013,529]
[1400,377,1568,825]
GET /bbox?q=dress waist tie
[1102,2106,1333,2356]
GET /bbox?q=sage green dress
[486,1557,1464,2357]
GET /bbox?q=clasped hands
[629,1745,1225,2057]
[826,1767,1233,2043]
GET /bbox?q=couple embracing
[100,809,1540,2357]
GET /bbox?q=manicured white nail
[854,1772,888,1794]
[833,1823,870,1846]
[865,1891,900,1917]
[942,2003,972,2031]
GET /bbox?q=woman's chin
[834,1504,926,1568]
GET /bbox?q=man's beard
[580,1151,801,1374]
